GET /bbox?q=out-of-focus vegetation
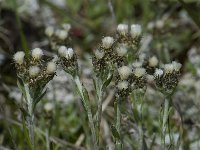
[0,0,200,149]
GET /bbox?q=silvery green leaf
[33,89,47,111]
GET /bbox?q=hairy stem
[161,97,170,150]
[115,98,122,150]
[24,83,35,149]
[74,76,98,149]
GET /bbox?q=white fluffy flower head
[102,36,114,49]
[134,68,146,78]
[149,56,158,67]
[132,61,143,68]
[117,24,128,36]
[117,81,129,90]
[164,64,174,74]
[44,102,54,112]
[46,62,56,74]
[65,48,74,59]
[172,61,182,71]
[118,66,132,80]
[116,46,127,57]
[62,23,71,32]
[55,29,68,40]
[32,48,43,60]
[58,46,67,57]
[29,66,40,77]
[154,68,163,77]
[45,26,54,37]
[130,24,142,38]
[95,50,104,59]
[13,51,25,65]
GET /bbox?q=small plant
[13,48,56,149]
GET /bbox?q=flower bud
[117,24,128,36]
[130,24,142,38]
[46,62,56,74]
[149,56,158,67]
[58,46,67,57]
[117,81,129,90]
[45,26,54,37]
[134,68,146,78]
[32,48,43,60]
[102,36,114,49]
[13,51,25,65]
[118,66,132,80]
[29,66,40,77]
[132,61,143,68]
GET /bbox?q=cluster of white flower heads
[118,66,132,80]
[13,51,25,65]
[102,36,114,49]
[32,48,43,60]
[58,46,74,59]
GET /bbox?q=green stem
[46,128,50,150]
[115,98,122,150]
[74,76,98,150]
[96,88,103,145]
[24,83,35,149]
[161,97,170,150]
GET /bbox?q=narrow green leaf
[102,73,113,90]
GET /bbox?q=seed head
[117,81,129,90]
[116,46,127,57]
[46,62,56,74]
[118,66,132,80]
[102,36,114,49]
[149,56,158,67]
[13,51,25,65]
[29,66,40,77]
[45,26,54,37]
[130,24,142,38]
[117,24,128,36]
[65,48,74,59]
[32,48,43,60]
[58,46,67,57]
[134,68,146,78]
